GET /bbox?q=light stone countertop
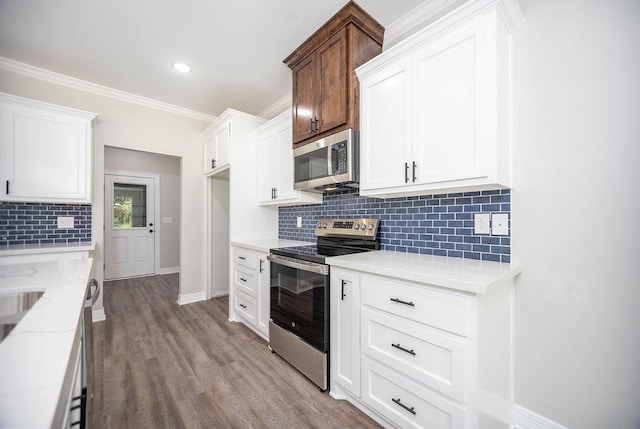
[231,238,314,253]
[326,250,520,294]
[0,241,96,256]
[0,258,93,428]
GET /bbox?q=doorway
[104,173,158,279]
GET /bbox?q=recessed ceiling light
[172,63,192,73]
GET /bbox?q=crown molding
[383,0,523,49]
[258,92,292,120]
[0,56,216,123]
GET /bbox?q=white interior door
[104,174,155,280]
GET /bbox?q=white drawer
[362,356,466,429]
[234,291,256,325]
[234,266,257,297]
[234,247,257,270]
[361,274,469,336]
[361,307,467,402]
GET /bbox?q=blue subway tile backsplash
[279,188,510,263]
[0,202,92,246]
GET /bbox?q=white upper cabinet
[0,93,96,203]
[357,2,522,198]
[256,110,322,206]
[203,118,231,175]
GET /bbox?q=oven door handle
[267,254,328,276]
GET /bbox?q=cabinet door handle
[239,277,247,282]
[404,163,409,183]
[392,398,416,415]
[412,161,417,182]
[314,117,319,133]
[259,259,264,273]
[392,343,416,355]
[390,297,415,307]
[240,303,247,309]
[341,280,347,300]
[310,118,315,133]
[5,180,8,195]
[212,158,216,169]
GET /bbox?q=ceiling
[0,0,425,118]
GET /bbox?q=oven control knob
[316,222,321,229]
[354,224,360,230]
[360,223,366,230]
[322,223,328,228]
[368,224,374,230]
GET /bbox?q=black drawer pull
[392,343,416,355]
[341,280,347,300]
[238,256,246,260]
[390,297,415,307]
[392,397,416,415]
[239,277,247,282]
[239,303,247,309]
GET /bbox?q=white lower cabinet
[330,268,515,429]
[230,245,270,339]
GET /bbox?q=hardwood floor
[90,274,381,428]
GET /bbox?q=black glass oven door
[268,255,328,352]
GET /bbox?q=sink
[0,291,44,342]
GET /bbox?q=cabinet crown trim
[283,1,384,68]
[0,91,97,121]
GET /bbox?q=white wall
[104,147,181,271]
[0,69,210,315]
[511,0,640,427]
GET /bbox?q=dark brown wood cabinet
[284,1,384,147]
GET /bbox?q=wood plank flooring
[90,274,381,428]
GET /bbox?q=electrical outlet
[163,217,173,224]
[491,213,509,236]
[474,213,490,234]
[296,216,302,228]
[57,216,74,229]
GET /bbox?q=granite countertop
[231,238,314,253]
[0,258,93,428]
[0,241,96,257]
[326,250,520,294]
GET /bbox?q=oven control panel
[315,218,379,238]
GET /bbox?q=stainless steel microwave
[293,128,358,192]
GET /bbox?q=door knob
[149,229,154,233]
[149,223,153,226]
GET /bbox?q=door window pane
[113,183,147,228]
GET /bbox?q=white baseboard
[92,307,106,322]
[514,405,568,429]
[479,389,513,425]
[157,267,180,275]
[210,291,229,298]
[177,291,207,305]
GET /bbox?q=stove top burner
[271,218,380,264]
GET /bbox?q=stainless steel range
[267,218,380,390]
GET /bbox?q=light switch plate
[57,216,74,229]
[296,217,302,228]
[492,213,509,236]
[474,213,490,234]
[163,217,173,224]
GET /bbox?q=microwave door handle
[327,145,334,176]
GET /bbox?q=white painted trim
[92,307,106,322]
[383,0,462,49]
[157,266,180,275]
[383,0,524,50]
[0,56,216,122]
[514,405,569,429]
[104,170,161,277]
[177,291,207,305]
[258,93,292,120]
[478,389,514,425]
[210,291,229,299]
